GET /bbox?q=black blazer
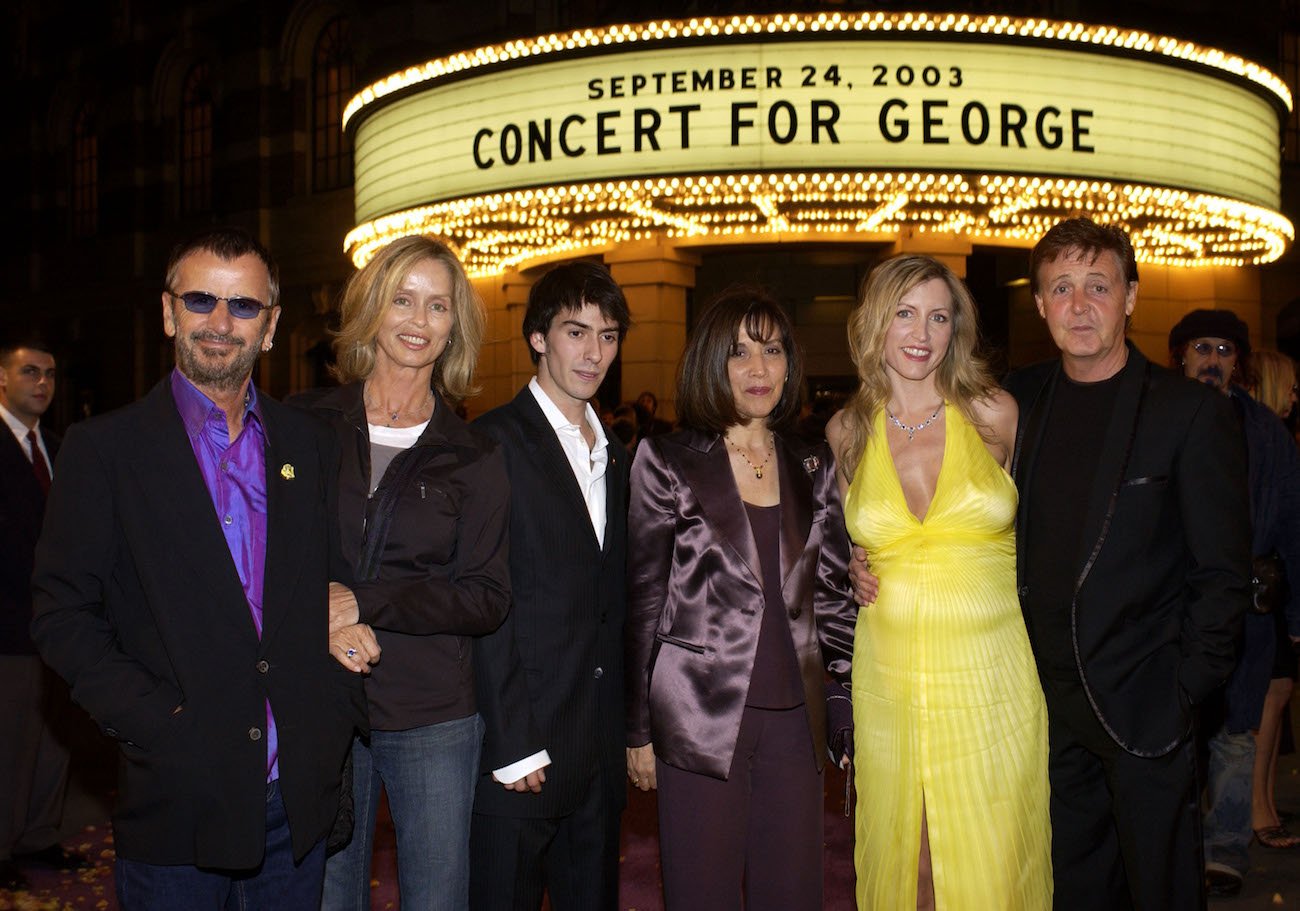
[1006,345,1251,756]
[30,378,366,867]
[471,386,628,819]
[289,382,511,731]
[0,423,57,654]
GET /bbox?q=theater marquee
[343,13,1293,275]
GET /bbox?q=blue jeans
[322,714,484,911]
[1203,727,1255,876]
[114,780,325,910]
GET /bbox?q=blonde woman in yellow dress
[825,254,1051,909]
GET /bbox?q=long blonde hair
[331,235,484,401]
[1252,348,1297,419]
[836,254,998,481]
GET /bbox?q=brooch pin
[280,463,295,480]
[802,455,820,474]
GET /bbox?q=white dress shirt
[527,377,609,547]
[0,402,52,479]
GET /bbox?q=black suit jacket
[0,423,57,654]
[1005,345,1251,756]
[30,378,366,867]
[472,386,628,819]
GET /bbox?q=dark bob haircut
[522,261,631,365]
[676,285,804,434]
[1030,216,1137,296]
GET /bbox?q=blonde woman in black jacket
[293,235,510,911]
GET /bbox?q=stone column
[888,228,973,278]
[472,266,536,415]
[1128,263,1262,365]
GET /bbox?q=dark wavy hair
[676,285,804,433]
[522,261,631,365]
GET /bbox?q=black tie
[27,429,50,495]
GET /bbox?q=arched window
[72,104,98,237]
[312,17,354,192]
[181,62,213,214]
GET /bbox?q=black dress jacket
[290,382,511,730]
[30,378,366,867]
[1006,344,1251,756]
[0,422,57,654]
[471,386,628,820]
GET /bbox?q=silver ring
[345,647,357,659]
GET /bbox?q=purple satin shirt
[170,369,278,781]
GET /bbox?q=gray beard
[175,333,263,393]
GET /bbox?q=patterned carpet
[12,753,1300,910]
[4,762,857,910]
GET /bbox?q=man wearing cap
[1169,308,1300,897]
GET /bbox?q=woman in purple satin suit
[625,286,858,910]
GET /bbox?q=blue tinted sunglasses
[168,290,273,320]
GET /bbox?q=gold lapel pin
[281,463,295,480]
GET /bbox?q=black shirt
[743,501,804,708]
[1024,371,1123,681]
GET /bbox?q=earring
[263,340,274,353]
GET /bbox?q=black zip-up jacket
[291,382,511,730]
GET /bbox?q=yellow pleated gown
[846,405,1051,910]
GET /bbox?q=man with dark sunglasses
[29,227,366,910]
[1169,309,1300,897]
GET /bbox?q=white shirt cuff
[492,749,552,784]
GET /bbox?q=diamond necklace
[725,434,774,479]
[885,402,943,442]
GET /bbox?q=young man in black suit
[30,228,368,909]
[470,262,631,910]
[0,339,85,890]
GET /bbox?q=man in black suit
[470,262,631,910]
[0,339,85,890]
[1005,218,1250,910]
[30,228,367,909]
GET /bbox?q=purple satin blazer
[625,428,857,780]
